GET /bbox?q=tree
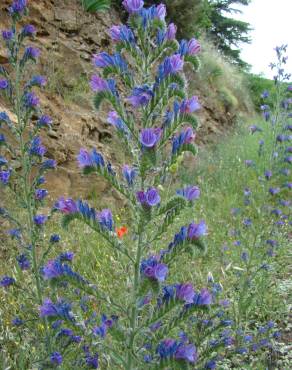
[206,0,252,67]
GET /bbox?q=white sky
[234,0,292,78]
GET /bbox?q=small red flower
[116,226,128,239]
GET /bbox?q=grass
[1,115,291,368]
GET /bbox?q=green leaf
[102,66,133,88]
[93,90,116,111]
[160,114,198,148]
[157,196,187,217]
[184,55,200,72]
[170,144,198,168]
[80,0,111,13]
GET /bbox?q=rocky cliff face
[0,0,248,202]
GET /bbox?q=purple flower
[140,128,161,148]
[176,283,195,303]
[23,92,40,108]
[50,352,62,366]
[177,186,200,201]
[0,170,11,185]
[43,259,63,280]
[159,55,184,78]
[29,137,46,156]
[39,298,73,321]
[264,170,272,180]
[59,252,74,262]
[243,218,252,227]
[93,314,117,339]
[107,111,128,133]
[90,75,108,92]
[284,155,292,164]
[9,0,27,15]
[0,134,6,143]
[93,52,113,68]
[127,85,153,107]
[122,165,136,186]
[166,23,177,40]
[137,188,160,207]
[97,209,113,231]
[172,127,195,154]
[175,343,198,363]
[35,189,48,201]
[22,24,36,37]
[245,160,254,167]
[16,254,30,270]
[249,125,262,134]
[0,275,15,287]
[157,339,179,358]
[77,148,93,168]
[192,288,212,305]
[156,4,166,20]
[24,46,40,60]
[180,96,201,113]
[122,0,144,13]
[42,159,56,170]
[187,38,201,55]
[28,75,47,88]
[269,187,280,195]
[2,29,14,41]
[50,234,60,243]
[261,90,269,98]
[55,197,78,214]
[0,79,9,90]
[12,317,24,326]
[109,25,135,43]
[187,220,207,240]
[37,115,52,127]
[141,256,168,282]
[34,214,47,226]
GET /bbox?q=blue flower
[42,159,56,169]
[172,127,195,155]
[9,0,27,15]
[122,165,136,186]
[35,189,48,201]
[29,137,46,156]
[187,220,207,240]
[23,46,40,60]
[140,256,168,282]
[12,317,24,326]
[50,352,62,366]
[97,209,113,231]
[109,25,135,44]
[177,185,200,201]
[39,298,74,321]
[34,214,47,226]
[0,170,11,185]
[127,85,153,107]
[0,79,9,90]
[136,188,160,207]
[0,275,15,287]
[21,24,36,37]
[16,254,30,270]
[0,156,8,167]
[122,0,144,14]
[50,234,61,243]
[27,75,47,88]
[140,128,161,148]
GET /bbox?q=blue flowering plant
[226,45,291,331]
[0,0,58,362]
[48,1,242,368]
